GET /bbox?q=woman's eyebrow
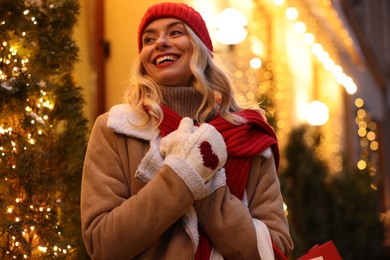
[142,21,185,36]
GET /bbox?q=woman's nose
[155,35,170,49]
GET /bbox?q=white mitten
[160,117,227,198]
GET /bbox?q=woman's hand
[160,117,227,182]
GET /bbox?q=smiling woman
[140,19,194,86]
[80,2,293,260]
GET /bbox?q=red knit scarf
[159,105,282,260]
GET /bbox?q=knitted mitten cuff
[164,155,211,200]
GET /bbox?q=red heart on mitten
[199,141,219,170]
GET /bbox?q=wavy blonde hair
[124,24,264,127]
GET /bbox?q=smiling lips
[155,55,180,66]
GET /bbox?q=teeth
[156,55,178,64]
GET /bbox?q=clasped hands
[160,117,227,183]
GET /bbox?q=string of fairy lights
[0,5,71,258]
[213,0,379,177]
[271,0,357,94]
[270,0,379,178]
[354,98,379,189]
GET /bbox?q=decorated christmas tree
[0,0,88,258]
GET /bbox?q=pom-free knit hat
[138,2,213,53]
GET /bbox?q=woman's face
[140,18,194,86]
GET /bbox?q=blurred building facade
[338,0,390,253]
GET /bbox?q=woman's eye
[143,37,155,45]
[170,30,183,36]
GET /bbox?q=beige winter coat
[81,104,293,260]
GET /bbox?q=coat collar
[107,104,158,141]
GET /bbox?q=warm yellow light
[303,33,315,45]
[370,141,379,151]
[367,131,376,141]
[311,43,323,55]
[358,128,367,137]
[358,121,367,128]
[357,108,366,118]
[285,4,358,96]
[10,48,17,55]
[214,8,248,45]
[355,98,364,107]
[273,0,285,5]
[250,36,265,57]
[249,58,262,69]
[331,65,343,77]
[304,101,329,126]
[345,83,357,94]
[285,7,298,20]
[318,51,329,63]
[323,58,335,71]
[357,160,367,170]
[294,21,306,34]
[345,84,357,95]
[38,246,48,253]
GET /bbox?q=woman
[81,2,293,259]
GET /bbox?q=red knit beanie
[138,2,213,53]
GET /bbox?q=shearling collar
[107,103,158,141]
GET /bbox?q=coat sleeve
[194,152,293,260]
[247,153,294,258]
[80,114,194,259]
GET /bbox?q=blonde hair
[124,24,264,127]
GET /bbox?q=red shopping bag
[297,240,342,260]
